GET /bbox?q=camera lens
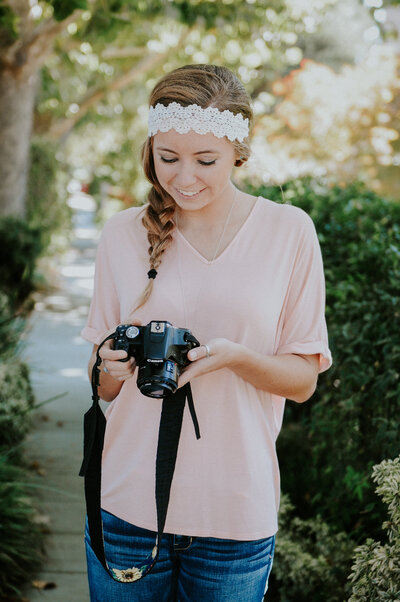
[140,383,172,398]
[137,360,179,398]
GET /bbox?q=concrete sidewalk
[22,196,99,601]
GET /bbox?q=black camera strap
[79,334,200,583]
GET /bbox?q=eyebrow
[155,146,220,155]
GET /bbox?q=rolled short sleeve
[276,212,332,373]
[80,225,121,345]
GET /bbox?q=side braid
[131,186,176,314]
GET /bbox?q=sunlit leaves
[28,0,399,200]
[246,44,400,192]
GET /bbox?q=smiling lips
[176,188,204,197]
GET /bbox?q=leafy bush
[0,139,71,315]
[0,358,35,453]
[0,293,27,359]
[0,453,44,600]
[0,139,68,598]
[267,495,355,602]
[0,216,44,314]
[348,456,400,601]
[246,179,400,540]
[26,137,71,252]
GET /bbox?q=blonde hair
[133,64,253,314]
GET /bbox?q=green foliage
[50,0,88,21]
[268,495,355,601]
[0,216,44,314]
[249,181,400,601]
[0,453,44,599]
[348,456,400,601]
[82,0,287,34]
[246,179,400,540]
[0,3,18,44]
[0,358,35,453]
[0,293,27,359]
[0,138,70,314]
[26,137,71,252]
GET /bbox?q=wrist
[227,341,244,370]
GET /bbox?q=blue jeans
[85,510,275,601]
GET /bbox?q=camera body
[113,320,200,398]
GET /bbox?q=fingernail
[189,350,197,360]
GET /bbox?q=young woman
[81,64,332,601]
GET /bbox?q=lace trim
[148,102,249,142]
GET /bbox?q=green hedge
[0,217,44,314]
[26,137,71,251]
[0,137,70,597]
[0,359,35,453]
[0,347,40,599]
[0,454,44,599]
[245,180,400,599]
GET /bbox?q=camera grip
[113,340,130,362]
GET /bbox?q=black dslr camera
[113,321,200,398]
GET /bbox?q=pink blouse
[81,196,331,540]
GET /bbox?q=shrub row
[245,180,400,600]
[0,452,44,599]
[0,138,67,598]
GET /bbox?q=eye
[160,157,178,163]
[198,160,216,166]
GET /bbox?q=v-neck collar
[174,196,260,265]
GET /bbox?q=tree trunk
[0,69,38,217]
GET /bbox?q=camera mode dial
[125,326,140,339]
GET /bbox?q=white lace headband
[148,102,249,142]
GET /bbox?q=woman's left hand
[178,338,237,388]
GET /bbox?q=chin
[172,193,212,212]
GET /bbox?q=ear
[234,156,245,167]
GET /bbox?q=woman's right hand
[99,338,137,382]
[89,321,142,401]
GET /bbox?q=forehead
[153,130,234,154]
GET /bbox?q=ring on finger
[204,344,211,358]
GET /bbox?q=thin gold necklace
[175,188,238,330]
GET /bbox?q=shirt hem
[101,503,278,541]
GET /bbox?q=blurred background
[0,1,399,601]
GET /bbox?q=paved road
[22,196,99,601]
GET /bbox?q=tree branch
[1,9,83,77]
[22,11,84,75]
[47,28,191,140]
[101,46,146,60]
[47,51,167,140]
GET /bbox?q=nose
[174,162,197,188]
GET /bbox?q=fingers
[103,357,136,382]
[187,344,212,362]
[99,329,138,380]
[100,346,129,362]
[99,319,143,361]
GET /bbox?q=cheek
[154,161,170,185]
[209,164,233,186]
